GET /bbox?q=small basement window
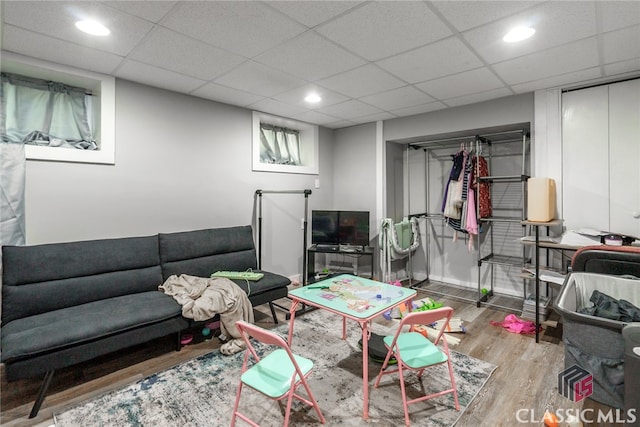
[252,111,318,175]
[1,52,115,164]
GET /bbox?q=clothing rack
[404,126,530,309]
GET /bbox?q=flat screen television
[311,210,370,247]
[311,210,339,245]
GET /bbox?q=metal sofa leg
[269,302,279,324]
[29,370,55,419]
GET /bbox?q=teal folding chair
[230,321,325,427]
[374,307,460,426]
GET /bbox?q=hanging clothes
[444,150,471,238]
[441,150,465,217]
[472,154,492,219]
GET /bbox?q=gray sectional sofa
[1,225,290,418]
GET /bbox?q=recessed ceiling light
[503,26,535,43]
[304,93,322,103]
[75,20,110,36]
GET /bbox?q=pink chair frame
[374,307,460,426]
[230,321,325,427]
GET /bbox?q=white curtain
[1,72,96,149]
[259,124,301,165]
[0,143,26,251]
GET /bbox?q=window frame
[252,111,319,175]
[1,52,115,165]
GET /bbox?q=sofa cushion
[1,235,162,324]
[159,226,258,279]
[1,291,181,363]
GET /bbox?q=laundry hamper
[554,272,640,409]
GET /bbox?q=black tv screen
[337,211,370,246]
[311,210,339,245]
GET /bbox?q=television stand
[306,245,374,284]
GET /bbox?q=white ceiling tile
[604,59,640,77]
[443,87,514,107]
[376,37,483,84]
[390,102,448,117]
[603,25,640,64]
[511,67,602,93]
[253,31,365,81]
[316,1,452,61]
[3,1,154,56]
[161,1,306,58]
[316,64,405,98]
[359,86,435,111]
[213,61,306,98]
[103,1,178,23]
[115,60,206,94]
[130,27,246,81]
[191,83,265,108]
[463,1,598,65]
[2,25,123,75]
[599,1,640,32]
[267,1,364,28]
[249,98,308,118]
[272,84,350,109]
[492,37,600,85]
[292,110,342,125]
[325,120,358,129]
[431,1,540,32]
[416,67,505,100]
[349,111,398,124]
[317,99,384,120]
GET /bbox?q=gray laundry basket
[554,272,640,409]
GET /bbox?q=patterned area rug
[55,310,496,426]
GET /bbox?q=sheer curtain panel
[259,124,301,165]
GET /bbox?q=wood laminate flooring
[1,281,624,427]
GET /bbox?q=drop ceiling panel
[443,87,514,107]
[160,1,306,58]
[599,1,640,32]
[431,1,540,32]
[511,67,602,93]
[605,59,640,77]
[316,1,452,61]
[390,101,447,117]
[213,61,306,97]
[3,1,153,56]
[272,84,349,109]
[103,1,178,23]
[267,1,365,28]
[603,25,640,64]
[130,27,246,81]
[292,110,342,126]
[115,60,206,94]
[2,25,123,75]
[416,67,505,100]
[376,37,484,84]
[253,31,366,81]
[463,1,598,65]
[359,86,436,111]
[191,83,265,108]
[249,98,308,118]
[492,37,600,85]
[316,64,405,98]
[317,99,384,120]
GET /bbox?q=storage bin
[527,177,556,222]
[554,272,640,408]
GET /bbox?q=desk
[287,274,416,419]
[306,245,374,283]
[522,219,566,343]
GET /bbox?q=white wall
[24,79,335,279]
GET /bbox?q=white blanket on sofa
[159,274,254,355]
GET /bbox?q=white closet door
[562,85,610,231]
[609,79,640,237]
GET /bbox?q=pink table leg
[288,300,299,345]
[361,320,370,419]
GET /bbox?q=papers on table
[520,229,604,247]
[523,268,566,285]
